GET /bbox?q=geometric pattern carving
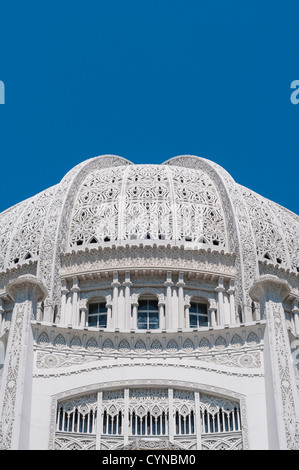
[201,435,242,450]
[241,187,289,268]
[54,388,243,450]
[1,156,299,297]
[68,165,228,248]
[35,328,262,372]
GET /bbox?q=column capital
[71,276,80,293]
[215,285,225,293]
[123,280,132,287]
[292,299,299,315]
[61,278,69,295]
[112,271,121,288]
[164,271,173,287]
[215,277,225,293]
[176,280,185,288]
[227,279,235,295]
[249,275,290,302]
[0,296,5,314]
[6,274,47,303]
[176,272,185,288]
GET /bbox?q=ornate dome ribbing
[1,154,299,272]
[1,153,299,450]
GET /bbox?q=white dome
[1,153,299,317]
[1,154,299,450]
[1,154,299,271]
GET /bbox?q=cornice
[60,243,236,279]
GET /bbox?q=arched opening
[54,387,243,450]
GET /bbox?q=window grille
[56,395,97,435]
[55,389,242,447]
[200,395,241,434]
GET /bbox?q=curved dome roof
[1,154,299,277]
[68,163,227,249]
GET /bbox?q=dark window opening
[88,302,107,328]
[189,302,208,328]
[137,299,159,330]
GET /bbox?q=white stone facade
[0,154,298,450]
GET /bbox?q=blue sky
[1,1,299,214]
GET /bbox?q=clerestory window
[137,299,159,330]
[189,302,208,327]
[88,302,107,328]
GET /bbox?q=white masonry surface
[0,154,298,450]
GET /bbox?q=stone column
[80,306,88,327]
[0,297,4,335]
[177,272,185,330]
[209,306,217,327]
[71,276,80,326]
[249,275,299,450]
[0,274,47,450]
[227,279,236,324]
[60,278,68,325]
[184,295,191,329]
[157,295,165,330]
[194,391,202,450]
[123,271,132,331]
[292,300,299,336]
[165,271,173,330]
[131,294,138,330]
[215,277,225,326]
[105,295,113,329]
[168,388,174,443]
[96,391,103,450]
[123,388,130,446]
[112,271,120,330]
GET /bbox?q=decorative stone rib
[0,275,47,450]
[249,275,299,449]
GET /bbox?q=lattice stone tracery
[241,187,289,268]
[2,155,299,451]
[54,388,243,450]
[0,157,299,286]
[67,164,228,249]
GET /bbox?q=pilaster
[249,274,299,449]
[71,276,80,326]
[123,271,132,331]
[177,272,185,330]
[292,299,299,336]
[0,275,47,450]
[165,271,173,330]
[215,277,225,326]
[227,279,236,324]
[112,271,120,330]
[60,278,69,325]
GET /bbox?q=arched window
[137,297,159,330]
[88,302,107,328]
[189,302,208,327]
